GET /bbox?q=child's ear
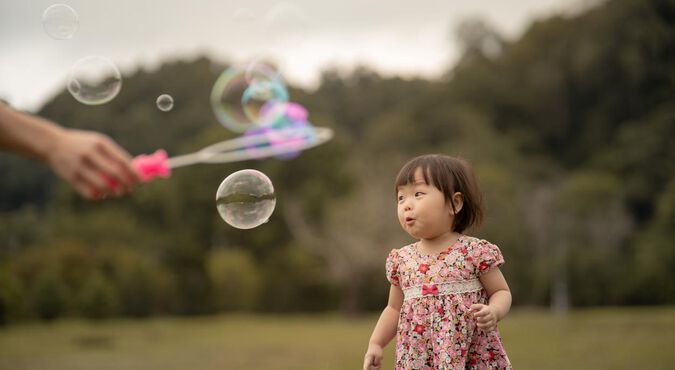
[450,192,464,214]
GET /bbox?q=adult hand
[47,128,139,200]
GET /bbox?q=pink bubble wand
[126,126,333,185]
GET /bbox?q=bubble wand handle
[133,149,172,182]
[105,149,171,191]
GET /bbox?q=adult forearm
[369,305,400,347]
[0,103,64,162]
[488,290,512,321]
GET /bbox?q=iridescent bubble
[67,56,122,105]
[211,65,289,133]
[216,169,276,229]
[245,60,283,86]
[241,79,289,125]
[244,102,316,160]
[156,94,174,111]
[42,4,79,40]
[263,2,309,50]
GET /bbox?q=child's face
[396,168,454,240]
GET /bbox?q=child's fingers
[365,353,381,370]
[474,309,489,317]
[469,303,486,313]
[363,354,374,370]
[477,317,494,325]
[472,307,490,318]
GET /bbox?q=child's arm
[470,267,512,332]
[363,284,403,370]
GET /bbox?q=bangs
[394,158,436,195]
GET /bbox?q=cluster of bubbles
[42,3,319,230]
[211,60,322,228]
[42,4,172,111]
[210,62,288,133]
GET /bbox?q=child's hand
[470,303,498,332]
[363,343,383,370]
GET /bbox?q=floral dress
[386,234,512,370]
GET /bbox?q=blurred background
[1,0,674,369]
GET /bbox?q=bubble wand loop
[125,126,333,185]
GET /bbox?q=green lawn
[1,307,673,370]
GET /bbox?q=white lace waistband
[402,279,483,300]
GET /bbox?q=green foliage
[102,248,171,317]
[0,265,24,325]
[630,178,675,303]
[77,271,120,320]
[28,268,68,321]
[258,246,339,312]
[207,248,262,311]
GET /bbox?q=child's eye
[415,192,425,197]
[397,195,404,202]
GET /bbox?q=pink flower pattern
[386,235,512,369]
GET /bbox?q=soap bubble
[211,65,289,133]
[216,169,276,229]
[156,94,174,111]
[241,79,288,125]
[244,102,315,160]
[245,60,283,86]
[42,4,79,40]
[241,61,287,124]
[67,56,122,105]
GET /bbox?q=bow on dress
[422,284,439,296]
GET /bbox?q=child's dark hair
[394,154,483,233]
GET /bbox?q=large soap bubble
[216,169,276,229]
[67,56,122,105]
[211,65,289,133]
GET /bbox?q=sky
[0,0,587,112]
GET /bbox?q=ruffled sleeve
[385,249,401,286]
[474,240,505,276]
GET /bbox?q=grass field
[1,307,674,370]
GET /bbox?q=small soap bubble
[67,56,122,105]
[42,4,79,40]
[156,94,174,111]
[216,169,276,229]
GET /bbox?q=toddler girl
[363,154,512,370]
